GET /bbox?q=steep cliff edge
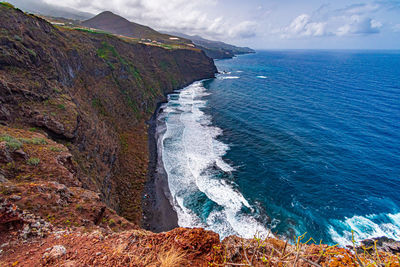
[0,4,216,225]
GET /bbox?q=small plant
[49,146,64,152]
[108,219,116,227]
[30,137,47,145]
[53,88,62,93]
[28,127,37,132]
[18,137,47,145]
[27,157,40,166]
[0,135,23,150]
[26,48,37,57]
[13,35,22,41]
[57,104,66,110]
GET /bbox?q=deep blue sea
[158,50,400,246]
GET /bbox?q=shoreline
[142,101,179,232]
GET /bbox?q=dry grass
[157,248,187,267]
[209,231,400,267]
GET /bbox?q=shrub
[27,157,40,166]
[18,137,47,145]
[0,135,23,150]
[49,146,64,152]
[57,104,66,110]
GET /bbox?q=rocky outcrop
[357,237,400,254]
[0,5,216,225]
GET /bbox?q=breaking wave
[158,81,268,239]
[329,213,400,246]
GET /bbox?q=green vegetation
[0,135,23,150]
[13,35,22,41]
[108,219,116,227]
[57,103,66,110]
[19,137,47,145]
[0,2,15,9]
[53,88,62,93]
[26,48,37,57]
[91,98,108,116]
[0,135,48,150]
[27,157,40,166]
[74,27,111,36]
[49,146,64,152]
[97,41,142,82]
[28,127,38,132]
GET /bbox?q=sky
[10,0,400,49]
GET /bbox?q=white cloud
[337,16,381,36]
[393,24,400,32]
[41,0,256,40]
[336,3,381,14]
[280,14,328,38]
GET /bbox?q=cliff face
[0,5,216,224]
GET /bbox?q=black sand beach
[142,104,179,232]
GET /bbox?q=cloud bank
[278,1,390,39]
[41,0,257,40]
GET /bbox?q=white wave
[159,81,269,239]
[236,71,243,73]
[218,76,240,80]
[257,76,268,79]
[328,212,400,247]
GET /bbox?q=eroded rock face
[0,5,217,224]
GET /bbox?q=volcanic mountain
[81,11,191,45]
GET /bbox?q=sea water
[157,50,400,245]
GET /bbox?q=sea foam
[159,81,269,239]
[329,212,400,246]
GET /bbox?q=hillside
[166,31,255,59]
[81,11,255,59]
[0,3,399,267]
[81,11,192,46]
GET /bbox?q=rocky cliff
[0,4,216,225]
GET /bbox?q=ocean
[156,50,400,246]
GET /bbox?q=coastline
[142,101,179,232]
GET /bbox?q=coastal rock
[359,237,400,254]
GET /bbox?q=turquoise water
[158,50,400,245]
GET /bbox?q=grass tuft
[157,248,187,267]
[0,135,23,150]
[27,157,40,166]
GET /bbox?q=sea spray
[158,81,269,239]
